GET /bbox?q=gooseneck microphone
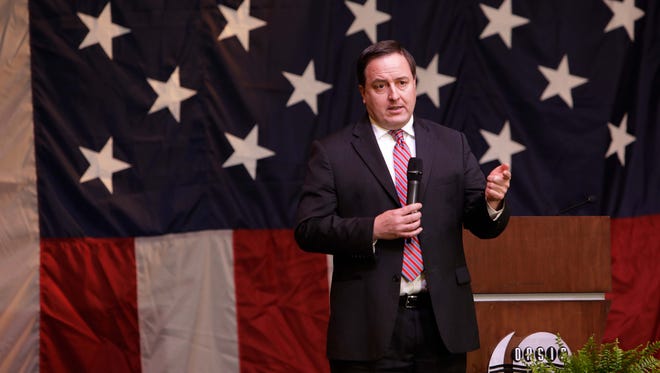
[406,158,423,204]
[557,194,597,215]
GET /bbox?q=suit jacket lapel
[413,119,434,203]
[351,116,399,205]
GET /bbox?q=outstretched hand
[485,163,511,210]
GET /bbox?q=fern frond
[522,334,660,372]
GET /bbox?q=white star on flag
[77,3,131,59]
[606,114,636,166]
[147,66,197,123]
[416,54,456,108]
[223,125,275,180]
[538,55,588,108]
[79,137,131,194]
[479,121,526,166]
[218,0,267,52]
[345,0,391,43]
[283,61,332,115]
[479,0,529,49]
[603,0,645,41]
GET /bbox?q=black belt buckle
[400,293,430,309]
[404,294,419,309]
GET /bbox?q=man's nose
[387,84,400,100]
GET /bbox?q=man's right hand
[373,203,423,240]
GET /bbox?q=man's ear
[358,85,365,103]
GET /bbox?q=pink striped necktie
[390,129,423,282]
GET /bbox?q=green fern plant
[526,335,660,373]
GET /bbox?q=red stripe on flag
[40,238,141,372]
[233,229,330,372]
[605,214,660,351]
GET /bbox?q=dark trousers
[329,294,466,373]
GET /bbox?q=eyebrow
[370,76,410,84]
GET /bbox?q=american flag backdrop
[0,0,658,371]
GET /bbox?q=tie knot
[389,129,405,144]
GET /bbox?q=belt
[399,292,431,309]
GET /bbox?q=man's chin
[384,115,410,128]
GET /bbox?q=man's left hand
[485,163,511,210]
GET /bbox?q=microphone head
[407,157,423,181]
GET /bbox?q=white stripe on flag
[136,230,239,373]
[0,0,40,371]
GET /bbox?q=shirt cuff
[487,201,504,221]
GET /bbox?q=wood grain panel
[467,300,610,372]
[464,216,611,293]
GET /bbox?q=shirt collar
[370,116,415,140]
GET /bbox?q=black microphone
[557,195,597,215]
[406,158,423,204]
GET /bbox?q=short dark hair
[356,40,416,86]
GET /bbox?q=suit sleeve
[294,140,376,258]
[460,133,510,238]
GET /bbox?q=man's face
[359,52,416,130]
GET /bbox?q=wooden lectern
[464,216,611,372]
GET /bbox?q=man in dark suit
[295,40,511,372]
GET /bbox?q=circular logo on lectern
[488,332,571,372]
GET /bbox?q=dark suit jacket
[294,116,510,361]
